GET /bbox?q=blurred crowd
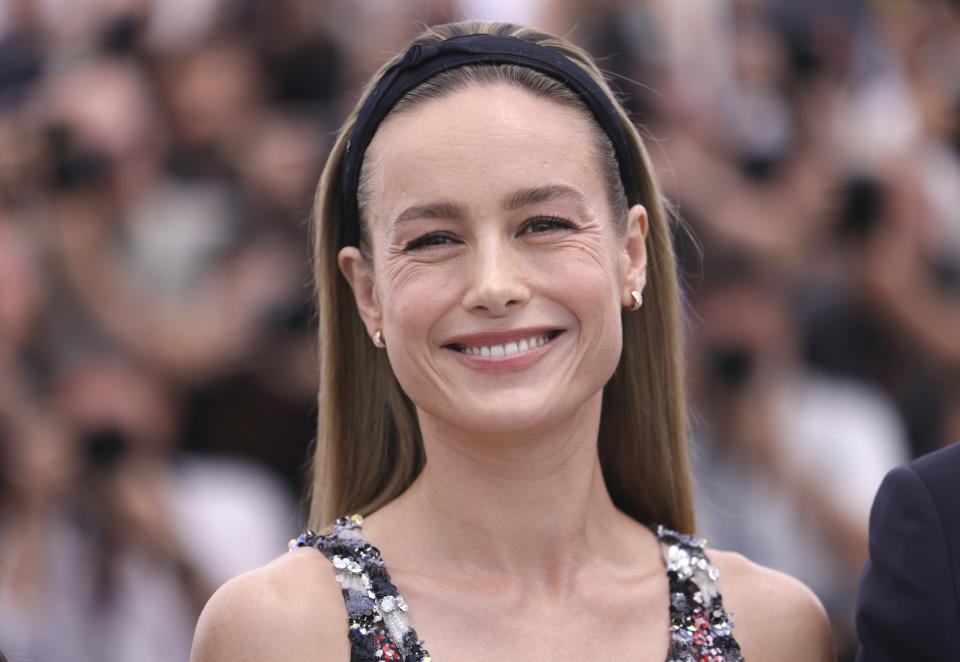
[0,0,958,660]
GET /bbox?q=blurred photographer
[31,356,295,662]
[0,213,74,660]
[688,252,908,661]
[39,53,302,385]
[805,169,960,455]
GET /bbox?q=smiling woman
[189,21,835,662]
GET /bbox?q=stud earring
[629,290,643,311]
[372,330,385,348]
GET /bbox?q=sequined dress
[290,515,745,662]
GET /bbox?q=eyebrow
[504,184,586,211]
[391,184,587,230]
[392,200,468,229]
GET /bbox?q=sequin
[292,516,743,661]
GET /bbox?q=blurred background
[0,0,957,660]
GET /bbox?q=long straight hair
[309,21,694,533]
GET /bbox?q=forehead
[361,83,607,218]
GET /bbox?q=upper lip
[442,326,563,349]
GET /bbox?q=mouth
[446,330,564,357]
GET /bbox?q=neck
[370,391,630,590]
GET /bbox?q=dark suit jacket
[855,442,960,662]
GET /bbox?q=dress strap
[655,525,745,662]
[290,514,432,662]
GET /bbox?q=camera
[44,123,112,191]
[81,427,129,472]
[706,344,755,392]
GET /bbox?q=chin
[418,386,603,440]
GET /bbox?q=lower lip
[446,334,561,372]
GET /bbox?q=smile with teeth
[453,331,560,357]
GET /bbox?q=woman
[190,21,833,661]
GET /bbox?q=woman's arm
[711,550,836,662]
[190,548,350,662]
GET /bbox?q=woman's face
[340,83,647,436]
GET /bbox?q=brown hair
[309,21,694,533]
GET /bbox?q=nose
[461,238,530,315]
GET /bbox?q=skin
[190,83,834,662]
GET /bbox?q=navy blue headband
[340,33,640,247]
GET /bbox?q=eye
[519,216,576,235]
[404,232,461,251]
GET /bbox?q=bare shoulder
[708,549,835,662]
[189,547,349,662]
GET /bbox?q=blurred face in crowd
[339,84,647,437]
[691,275,793,403]
[54,360,178,454]
[166,41,263,149]
[42,58,159,167]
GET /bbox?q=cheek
[538,239,623,310]
[377,259,454,345]
[546,243,624,360]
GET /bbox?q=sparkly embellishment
[378,594,409,614]
[373,633,401,659]
[288,530,318,552]
[658,526,744,662]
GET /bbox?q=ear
[338,246,382,339]
[620,204,649,308]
